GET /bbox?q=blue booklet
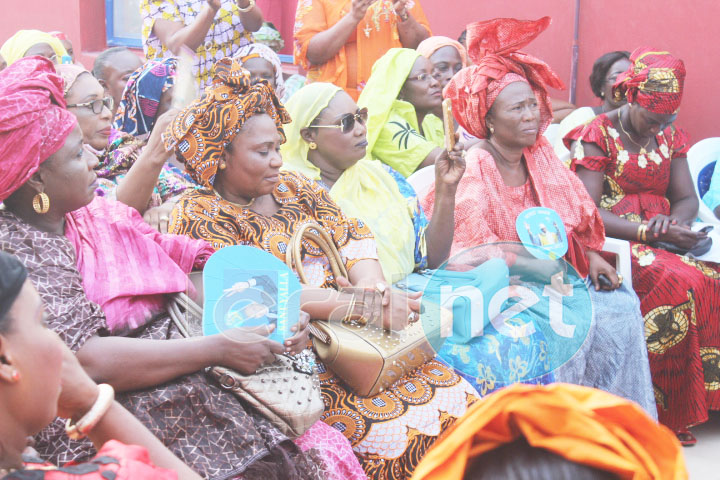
[202,246,300,344]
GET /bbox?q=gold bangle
[237,0,256,13]
[65,384,115,440]
[636,224,646,242]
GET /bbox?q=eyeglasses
[313,108,368,134]
[406,72,433,83]
[66,97,114,114]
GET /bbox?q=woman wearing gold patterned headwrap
[165,58,480,480]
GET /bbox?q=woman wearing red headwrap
[421,17,656,418]
[567,47,720,444]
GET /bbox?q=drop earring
[308,142,318,150]
[489,126,495,135]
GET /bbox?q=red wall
[2,0,717,142]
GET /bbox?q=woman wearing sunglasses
[357,48,449,178]
[56,63,193,233]
[282,82,465,285]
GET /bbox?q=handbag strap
[285,221,349,285]
[167,292,204,338]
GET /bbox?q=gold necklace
[214,190,255,209]
[618,110,652,155]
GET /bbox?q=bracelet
[636,224,648,242]
[65,384,115,440]
[237,0,255,13]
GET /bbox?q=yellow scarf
[281,82,417,282]
[0,30,68,66]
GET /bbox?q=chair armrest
[602,237,632,289]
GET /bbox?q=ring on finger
[407,311,419,323]
[617,274,623,286]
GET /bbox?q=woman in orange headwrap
[567,47,720,444]
[294,0,431,100]
[411,383,687,480]
[420,18,656,418]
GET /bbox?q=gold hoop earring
[32,192,50,214]
[308,142,317,150]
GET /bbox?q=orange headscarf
[294,0,431,100]
[417,35,468,68]
[411,383,687,480]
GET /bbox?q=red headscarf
[444,17,564,139]
[0,56,77,201]
[612,47,685,115]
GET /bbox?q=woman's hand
[393,0,409,16]
[284,311,311,355]
[381,289,422,331]
[350,0,375,22]
[143,198,178,233]
[645,214,688,238]
[435,139,466,192]
[56,343,101,420]
[216,324,285,375]
[587,250,620,291]
[144,109,178,165]
[653,223,707,249]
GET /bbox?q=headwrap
[0,251,27,324]
[281,82,416,281]
[357,48,422,155]
[55,63,90,95]
[48,31,69,42]
[417,36,468,68]
[444,17,564,139]
[411,383,687,480]
[252,22,285,53]
[163,57,290,189]
[612,47,685,115]
[234,43,286,99]
[115,58,177,136]
[0,56,77,202]
[0,29,68,66]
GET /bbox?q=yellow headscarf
[0,30,68,66]
[281,82,417,282]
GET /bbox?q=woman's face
[38,125,99,215]
[217,114,283,199]
[23,43,57,63]
[1,280,65,446]
[486,81,541,149]
[59,38,74,62]
[243,57,276,91]
[429,46,464,89]
[308,91,368,171]
[66,73,113,150]
[628,104,677,138]
[603,57,631,108]
[399,56,442,113]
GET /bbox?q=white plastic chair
[687,137,720,225]
[407,165,633,288]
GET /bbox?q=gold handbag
[166,292,323,438]
[285,222,448,397]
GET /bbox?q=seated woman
[57,62,195,232]
[234,42,287,100]
[92,47,144,118]
[411,383,686,480]
[0,56,361,480]
[566,47,720,444]
[358,48,445,177]
[166,58,479,480]
[553,50,630,162]
[0,251,199,480]
[0,29,68,66]
[421,18,656,416]
[294,0,430,101]
[417,36,468,90]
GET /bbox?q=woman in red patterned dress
[567,47,720,444]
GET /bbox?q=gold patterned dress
[567,114,720,432]
[169,172,480,479]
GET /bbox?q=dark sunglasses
[313,107,368,134]
[66,96,114,114]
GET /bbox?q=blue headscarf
[114,57,177,136]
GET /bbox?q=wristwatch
[238,0,255,13]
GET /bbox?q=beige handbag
[285,222,448,397]
[166,292,323,438]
